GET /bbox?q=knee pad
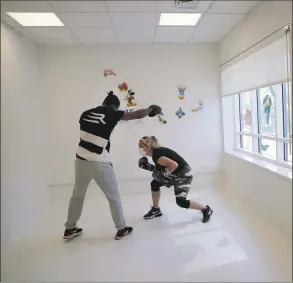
[176,197,190,209]
[151,180,161,192]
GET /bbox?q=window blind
[221,34,289,97]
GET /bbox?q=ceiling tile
[154,26,194,43]
[1,1,54,12]
[48,1,107,13]
[208,1,259,14]
[72,27,117,44]
[115,27,155,43]
[190,13,245,42]
[58,13,112,27]
[106,1,159,13]
[22,27,77,41]
[15,26,80,45]
[1,11,22,27]
[111,13,159,27]
[35,37,81,45]
[22,27,81,44]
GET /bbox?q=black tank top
[152,147,189,175]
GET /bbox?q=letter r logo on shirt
[83,113,106,124]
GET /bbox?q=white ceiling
[1,1,259,45]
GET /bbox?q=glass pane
[241,135,252,151]
[258,85,281,136]
[283,81,292,138]
[284,142,292,163]
[259,139,276,159]
[239,91,253,133]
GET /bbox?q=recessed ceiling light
[159,13,201,26]
[6,13,64,26]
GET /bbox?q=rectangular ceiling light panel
[159,13,201,26]
[6,13,64,26]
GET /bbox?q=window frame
[234,81,292,169]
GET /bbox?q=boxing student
[64,91,162,240]
[138,136,213,222]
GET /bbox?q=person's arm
[138,157,155,171]
[120,108,152,121]
[121,105,162,121]
[157,156,178,175]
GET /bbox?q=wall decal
[118,81,129,92]
[103,69,116,77]
[124,109,134,113]
[178,86,187,100]
[176,107,185,118]
[191,100,204,112]
[158,112,167,124]
[126,89,137,107]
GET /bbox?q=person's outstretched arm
[121,105,161,121]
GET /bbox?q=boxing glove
[138,157,155,172]
[148,105,162,117]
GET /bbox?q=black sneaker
[143,207,163,220]
[201,206,213,223]
[115,226,133,240]
[63,226,83,240]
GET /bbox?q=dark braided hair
[102,90,120,109]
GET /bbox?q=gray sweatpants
[65,158,126,231]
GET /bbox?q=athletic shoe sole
[114,230,133,240]
[63,231,83,240]
[202,210,213,223]
[144,212,163,220]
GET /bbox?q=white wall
[224,154,292,239]
[219,2,292,239]
[221,95,236,152]
[220,1,292,65]
[1,22,48,246]
[39,44,222,186]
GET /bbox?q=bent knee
[176,197,190,209]
[151,180,161,192]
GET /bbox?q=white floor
[2,174,292,282]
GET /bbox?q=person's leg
[91,162,130,236]
[189,201,205,210]
[64,159,93,239]
[152,190,161,208]
[151,180,161,208]
[144,180,163,220]
[174,176,213,223]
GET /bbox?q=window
[259,139,276,159]
[283,81,292,139]
[257,85,279,136]
[241,135,252,151]
[234,82,292,168]
[239,91,252,133]
[284,143,292,163]
[238,90,255,152]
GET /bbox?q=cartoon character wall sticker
[103,69,116,77]
[157,112,167,124]
[178,86,187,100]
[126,89,137,107]
[191,100,204,112]
[176,107,185,118]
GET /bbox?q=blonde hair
[141,136,161,149]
